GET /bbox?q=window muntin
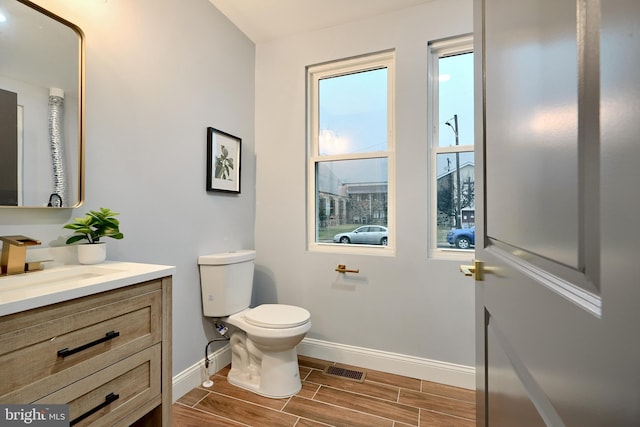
[308,51,395,254]
[429,37,475,254]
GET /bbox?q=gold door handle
[460,260,484,281]
[336,264,359,274]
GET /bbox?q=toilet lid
[244,304,310,329]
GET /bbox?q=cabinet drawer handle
[57,330,120,358]
[70,392,119,426]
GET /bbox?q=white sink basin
[0,261,175,317]
[0,265,125,291]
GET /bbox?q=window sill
[429,247,476,261]
[309,242,396,257]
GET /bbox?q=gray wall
[0,0,255,375]
[254,0,476,366]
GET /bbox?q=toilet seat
[245,304,310,329]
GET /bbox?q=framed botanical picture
[206,127,241,193]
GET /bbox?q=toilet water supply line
[202,320,229,387]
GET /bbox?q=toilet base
[228,347,302,399]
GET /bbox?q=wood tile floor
[173,355,476,426]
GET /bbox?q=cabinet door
[0,281,162,403]
[36,345,161,427]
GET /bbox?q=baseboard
[172,345,231,402]
[297,338,475,390]
[172,337,475,401]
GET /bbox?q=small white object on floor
[202,380,214,387]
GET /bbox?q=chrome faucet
[0,236,41,275]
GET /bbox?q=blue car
[447,227,475,249]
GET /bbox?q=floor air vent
[322,366,366,382]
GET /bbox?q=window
[428,36,475,254]
[307,51,395,254]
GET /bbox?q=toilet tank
[198,250,256,317]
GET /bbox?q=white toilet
[198,250,311,398]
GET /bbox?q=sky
[438,52,475,149]
[319,67,388,156]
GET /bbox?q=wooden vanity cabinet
[0,276,172,426]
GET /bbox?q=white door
[474,0,640,425]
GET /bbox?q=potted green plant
[64,207,124,264]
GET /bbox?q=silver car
[333,225,388,245]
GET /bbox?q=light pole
[445,114,462,229]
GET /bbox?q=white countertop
[0,261,175,317]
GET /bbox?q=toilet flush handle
[335,264,359,274]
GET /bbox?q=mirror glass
[0,0,84,208]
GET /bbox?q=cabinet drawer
[0,281,162,403]
[36,345,161,427]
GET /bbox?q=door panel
[0,89,18,206]
[476,0,640,425]
[487,320,546,427]
[485,0,579,269]
[483,262,610,425]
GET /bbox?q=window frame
[306,50,396,255]
[427,35,475,259]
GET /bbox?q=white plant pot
[77,242,107,265]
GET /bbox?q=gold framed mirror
[0,0,84,208]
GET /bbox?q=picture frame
[206,127,241,193]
